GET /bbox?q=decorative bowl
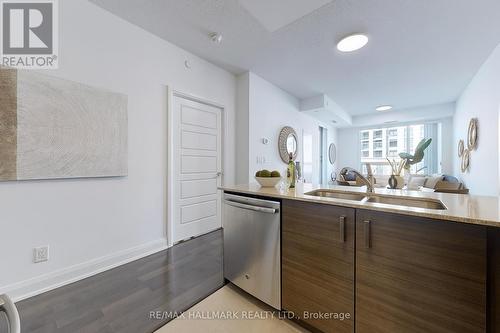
[255,177,281,187]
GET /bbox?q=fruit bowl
[255,176,281,187]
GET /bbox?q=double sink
[305,189,447,210]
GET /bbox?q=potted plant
[399,138,432,173]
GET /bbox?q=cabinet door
[282,200,355,333]
[489,227,500,332]
[356,209,487,333]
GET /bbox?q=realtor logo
[1,0,58,68]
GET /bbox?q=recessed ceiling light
[376,105,393,112]
[337,34,369,52]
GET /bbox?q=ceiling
[90,0,500,116]
[237,0,332,32]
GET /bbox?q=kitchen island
[221,183,500,333]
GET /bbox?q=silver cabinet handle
[224,200,277,214]
[0,294,21,333]
[364,220,371,248]
[339,216,346,243]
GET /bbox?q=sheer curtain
[423,123,438,175]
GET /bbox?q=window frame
[357,122,438,176]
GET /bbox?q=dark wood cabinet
[489,227,500,332]
[282,200,355,333]
[355,209,487,333]
[281,201,492,333]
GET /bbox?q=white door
[172,95,223,243]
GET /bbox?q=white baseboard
[1,238,170,302]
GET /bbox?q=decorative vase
[388,175,397,189]
[388,175,404,189]
[395,175,405,189]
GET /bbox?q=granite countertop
[221,183,500,228]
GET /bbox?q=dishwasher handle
[0,294,21,333]
[224,200,278,214]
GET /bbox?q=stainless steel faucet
[340,167,375,193]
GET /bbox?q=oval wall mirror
[328,143,337,165]
[458,139,464,157]
[278,126,298,163]
[467,118,478,150]
[461,148,470,173]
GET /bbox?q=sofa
[338,173,468,194]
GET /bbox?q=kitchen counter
[221,183,500,227]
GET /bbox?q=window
[359,124,436,175]
[388,150,398,157]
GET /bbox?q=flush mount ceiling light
[336,34,369,52]
[376,105,393,112]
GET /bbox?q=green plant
[399,138,432,171]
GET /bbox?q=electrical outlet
[33,246,49,263]
[256,156,267,164]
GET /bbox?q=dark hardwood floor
[1,229,224,333]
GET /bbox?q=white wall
[236,72,337,184]
[235,73,250,184]
[337,117,454,175]
[453,44,500,196]
[336,127,359,173]
[0,0,236,299]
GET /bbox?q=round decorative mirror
[461,148,470,173]
[328,143,337,165]
[278,126,298,163]
[467,118,478,150]
[458,139,464,157]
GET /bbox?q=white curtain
[424,123,438,175]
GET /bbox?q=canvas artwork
[0,67,128,181]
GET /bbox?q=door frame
[319,126,328,184]
[166,87,226,247]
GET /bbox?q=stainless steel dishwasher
[223,193,281,310]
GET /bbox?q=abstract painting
[0,67,128,181]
